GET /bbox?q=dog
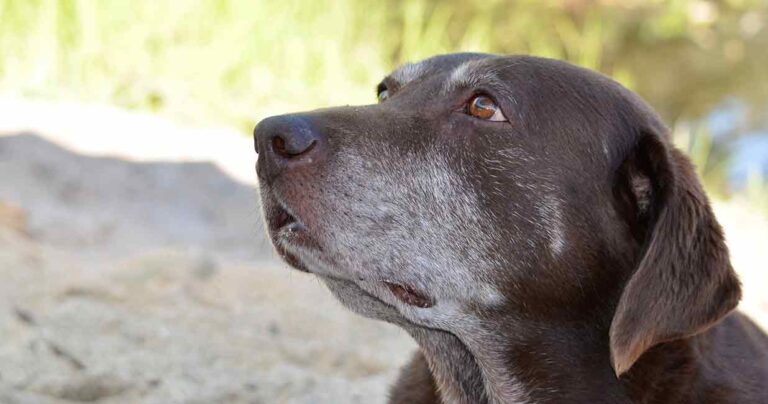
[254,53,768,403]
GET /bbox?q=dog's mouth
[270,203,315,240]
[267,201,435,308]
[383,282,434,308]
[268,204,311,272]
[273,207,299,233]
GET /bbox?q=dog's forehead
[387,53,495,87]
[382,54,661,173]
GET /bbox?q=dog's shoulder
[696,312,768,402]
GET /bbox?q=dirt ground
[0,129,414,404]
[0,101,765,403]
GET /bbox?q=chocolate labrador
[253,54,768,403]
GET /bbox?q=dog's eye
[467,95,506,121]
[377,84,389,102]
[376,89,389,102]
[378,89,389,102]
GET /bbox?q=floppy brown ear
[609,132,741,377]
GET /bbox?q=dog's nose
[254,114,325,179]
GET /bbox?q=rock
[33,373,131,402]
[0,201,27,235]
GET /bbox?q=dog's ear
[609,131,741,377]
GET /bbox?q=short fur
[254,54,768,403]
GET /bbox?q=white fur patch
[391,62,426,85]
[444,59,489,92]
[442,59,517,104]
[539,194,566,257]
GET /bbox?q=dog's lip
[274,241,435,309]
[267,203,315,272]
[265,201,434,308]
[273,242,310,273]
[269,203,317,247]
[383,281,434,308]
[276,244,435,308]
[270,203,299,233]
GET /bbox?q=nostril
[271,134,317,159]
[258,115,323,163]
[272,136,287,156]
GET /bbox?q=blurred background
[0,1,766,403]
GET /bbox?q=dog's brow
[390,62,427,86]
[442,59,515,103]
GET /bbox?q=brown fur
[254,54,768,403]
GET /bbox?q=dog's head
[254,54,740,376]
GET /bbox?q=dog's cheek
[319,146,506,302]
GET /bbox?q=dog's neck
[406,317,619,403]
[406,312,704,404]
[405,327,486,403]
[321,268,705,402]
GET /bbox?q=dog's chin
[265,202,316,273]
[278,240,436,310]
[271,227,312,273]
[320,276,419,327]
[267,214,435,310]
[265,198,436,309]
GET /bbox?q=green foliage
[672,122,729,196]
[0,0,766,201]
[745,169,768,213]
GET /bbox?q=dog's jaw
[321,277,490,403]
[321,274,545,404]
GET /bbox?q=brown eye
[377,83,389,102]
[467,95,506,121]
[377,89,389,102]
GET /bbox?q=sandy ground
[0,100,765,403]
[0,100,416,404]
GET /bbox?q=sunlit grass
[672,122,729,196]
[1,0,766,208]
[0,0,398,131]
[0,0,646,132]
[745,169,768,213]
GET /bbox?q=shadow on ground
[0,133,414,404]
